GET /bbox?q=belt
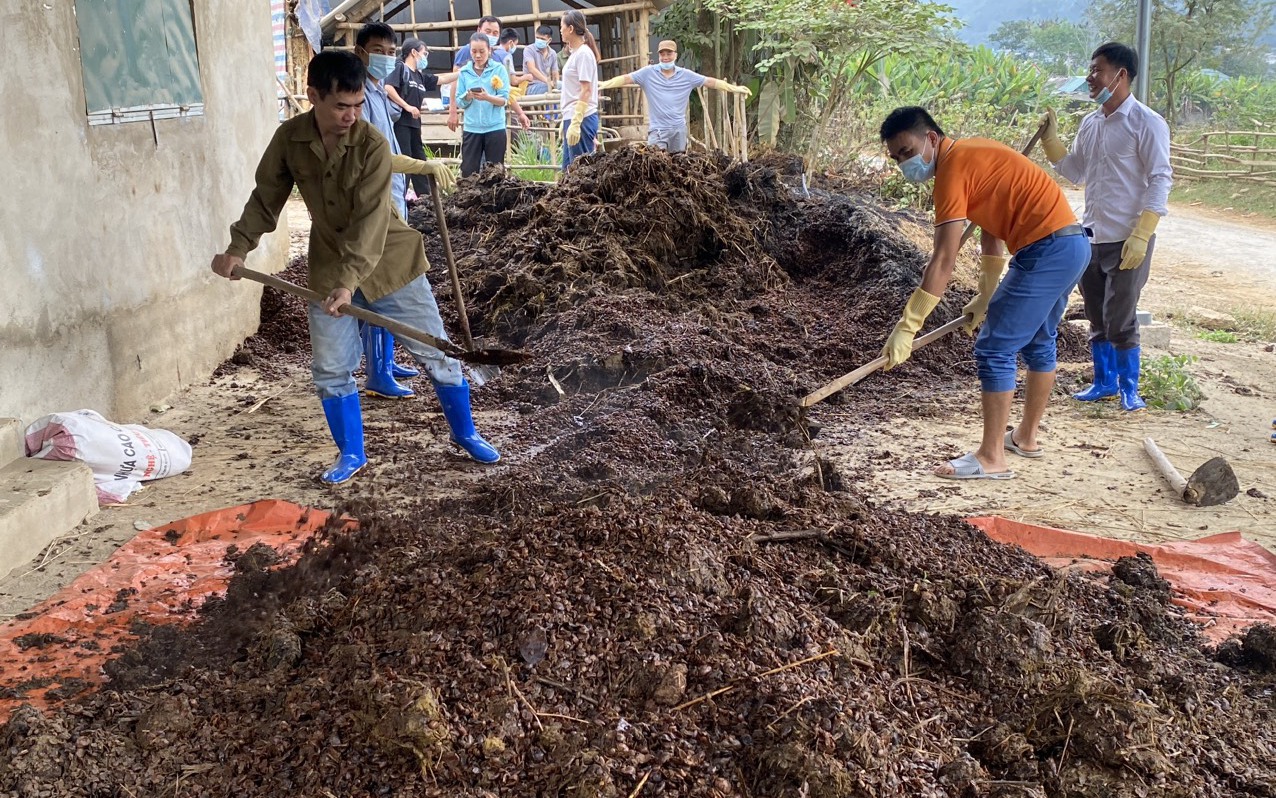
[1025,224,1088,249]
[1046,224,1087,239]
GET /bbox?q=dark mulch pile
[4,151,1267,798]
[215,255,312,378]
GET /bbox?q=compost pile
[5,150,1270,798]
[217,255,312,378]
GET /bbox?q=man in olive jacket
[210,50,499,483]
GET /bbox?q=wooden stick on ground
[672,649,839,712]
[1144,437,1190,498]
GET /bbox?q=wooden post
[637,7,649,130]
[448,0,457,52]
[409,0,416,34]
[737,93,747,162]
[698,87,718,150]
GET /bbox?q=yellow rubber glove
[961,254,1010,334]
[1040,108,1067,164]
[1120,210,1160,270]
[882,288,942,369]
[566,100,589,146]
[390,156,457,195]
[721,82,752,97]
[491,75,504,91]
[598,76,627,90]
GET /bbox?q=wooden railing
[1170,129,1276,186]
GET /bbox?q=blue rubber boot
[1072,340,1118,401]
[388,330,420,379]
[361,324,415,399]
[433,380,501,463]
[1115,345,1147,411]
[319,393,367,484]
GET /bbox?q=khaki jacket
[226,112,427,302]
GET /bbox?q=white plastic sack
[25,410,193,504]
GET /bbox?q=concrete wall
[0,1,287,428]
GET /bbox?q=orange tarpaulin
[969,516,1276,641]
[0,500,339,722]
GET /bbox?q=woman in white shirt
[559,10,600,169]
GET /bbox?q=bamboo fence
[1171,129,1276,187]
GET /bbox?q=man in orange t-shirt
[878,106,1089,481]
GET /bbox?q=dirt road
[1065,189,1276,313]
[819,192,1276,552]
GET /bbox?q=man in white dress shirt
[1041,42,1173,412]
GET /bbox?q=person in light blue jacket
[455,33,511,177]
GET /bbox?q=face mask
[660,62,676,72]
[534,39,549,50]
[367,53,395,81]
[1093,70,1123,105]
[486,34,499,46]
[898,138,937,183]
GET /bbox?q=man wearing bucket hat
[598,40,751,153]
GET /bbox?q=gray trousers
[648,127,688,153]
[1077,237,1155,350]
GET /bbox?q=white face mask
[660,62,676,72]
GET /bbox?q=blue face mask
[1092,70,1123,105]
[534,39,550,50]
[486,34,499,46]
[367,53,395,81]
[899,138,937,183]
[660,62,676,72]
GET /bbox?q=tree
[1088,0,1276,126]
[991,18,1097,75]
[698,0,958,149]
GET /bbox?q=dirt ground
[3,186,1274,621]
[815,189,1276,554]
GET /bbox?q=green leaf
[757,80,783,145]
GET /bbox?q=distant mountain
[943,0,1092,45]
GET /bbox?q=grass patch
[1141,353,1206,411]
[1231,307,1276,342]
[507,133,558,183]
[1171,181,1276,220]
[1197,329,1239,343]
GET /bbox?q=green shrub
[1141,354,1206,411]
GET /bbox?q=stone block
[1189,306,1238,331]
[0,418,22,469]
[0,458,98,581]
[1140,322,1173,350]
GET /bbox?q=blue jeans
[973,233,1090,393]
[561,113,599,169]
[308,275,464,399]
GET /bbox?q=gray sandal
[1004,430,1044,459]
[938,452,1015,480]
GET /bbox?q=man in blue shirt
[354,22,452,399]
[599,40,750,153]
